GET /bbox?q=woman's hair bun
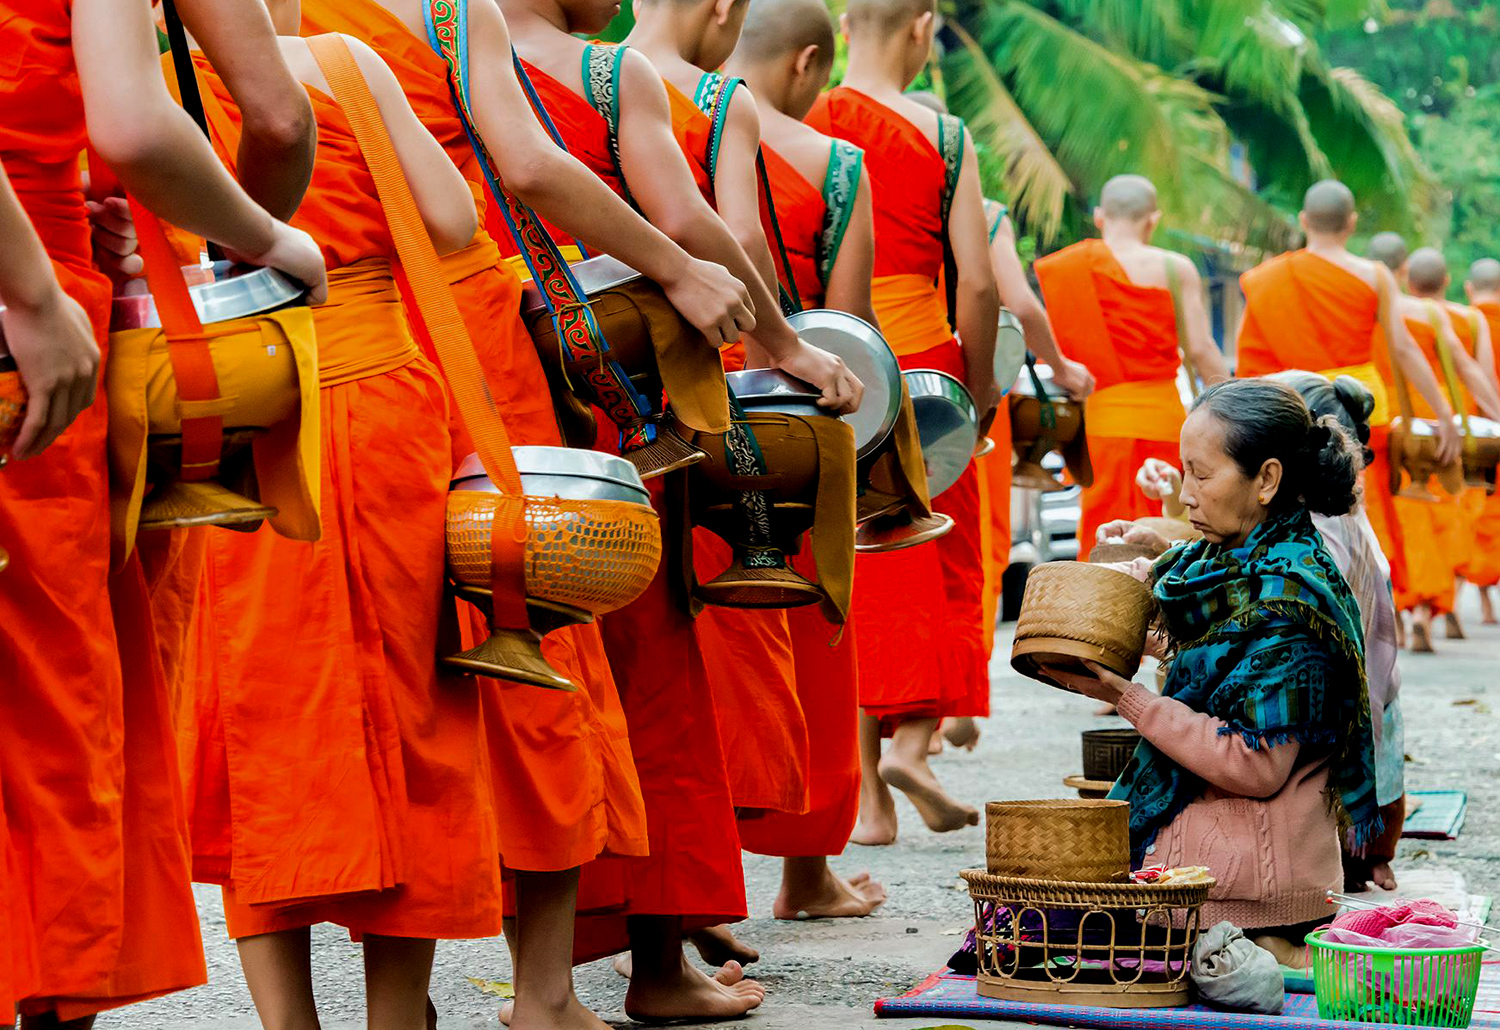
[1332,374,1376,424]
[1299,414,1361,517]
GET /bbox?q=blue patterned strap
[580,43,637,209]
[693,71,745,184]
[510,47,591,260]
[816,139,863,292]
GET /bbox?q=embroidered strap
[696,71,744,184]
[511,48,591,260]
[984,197,1007,244]
[936,111,965,331]
[424,0,660,452]
[307,32,533,631]
[816,140,862,292]
[581,43,637,209]
[1163,256,1200,399]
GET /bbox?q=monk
[0,0,326,1026]
[806,0,999,846]
[1392,248,1500,651]
[1237,180,1460,632]
[719,0,891,922]
[1368,231,1411,288]
[1464,256,1500,623]
[1035,174,1228,559]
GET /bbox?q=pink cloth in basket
[1324,900,1475,949]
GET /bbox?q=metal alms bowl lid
[995,308,1027,394]
[726,368,828,420]
[1010,361,1066,399]
[786,308,900,459]
[520,253,641,314]
[110,262,306,331]
[1463,416,1500,439]
[450,446,651,506]
[904,368,978,497]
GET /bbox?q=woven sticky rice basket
[962,870,1212,1008]
[1011,562,1152,690]
[1081,728,1142,783]
[985,799,1130,883]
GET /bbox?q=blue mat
[1404,790,1468,840]
[875,968,1500,1028]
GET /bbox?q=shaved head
[1407,248,1449,295]
[1302,179,1356,233]
[844,0,934,34]
[1367,232,1408,273]
[1469,258,1500,293]
[1098,175,1158,222]
[737,0,835,65]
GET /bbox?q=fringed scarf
[1109,508,1380,865]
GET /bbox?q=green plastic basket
[1307,929,1486,1028]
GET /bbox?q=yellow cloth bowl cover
[106,306,321,561]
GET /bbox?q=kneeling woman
[1049,379,1381,945]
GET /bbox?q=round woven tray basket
[1081,728,1142,782]
[1011,562,1152,690]
[985,799,1129,882]
[961,869,1214,1009]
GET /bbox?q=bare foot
[623,956,765,1024]
[774,865,886,920]
[612,952,632,980]
[1396,610,1408,650]
[1482,588,1497,625]
[1411,618,1434,653]
[851,777,898,846]
[878,752,979,833]
[942,717,980,751]
[508,996,609,1030]
[1253,935,1309,970]
[1446,612,1466,639]
[686,925,759,967]
[1370,861,1398,891]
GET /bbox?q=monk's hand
[660,257,755,349]
[778,339,863,415]
[2,284,101,460]
[228,222,329,306]
[1051,357,1095,401]
[1038,659,1130,705]
[969,376,1002,437]
[1435,416,1461,466]
[1134,458,1182,512]
[85,195,143,286]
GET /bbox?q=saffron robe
[808,86,987,722]
[1034,238,1186,560]
[297,0,648,880]
[0,3,204,1017]
[1238,249,1407,600]
[1470,300,1500,589]
[1444,305,1486,585]
[174,60,501,940]
[1389,309,1460,616]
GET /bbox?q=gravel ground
[114,591,1500,1029]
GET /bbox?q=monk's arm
[948,130,1001,420]
[1475,317,1500,404]
[1379,270,1456,433]
[74,0,327,300]
[0,158,100,459]
[1173,256,1229,384]
[823,168,878,326]
[714,91,782,321]
[989,214,1093,398]
[346,37,475,254]
[173,0,315,220]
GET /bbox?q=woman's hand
[1039,660,1134,706]
[1144,630,1169,661]
[1136,458,1185,517]
[1096,518,1170,558]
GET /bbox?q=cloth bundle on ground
[1189,922,1285,1015]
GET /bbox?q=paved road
[113,593,1500,1029]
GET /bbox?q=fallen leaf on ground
[465,977,514,998]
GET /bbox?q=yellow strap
[306,34,530,629]
[1425,300,1472,441]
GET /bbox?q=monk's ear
[838,12,850,41]
[1093,207,1105,232]
[1297,210,1309,234]
[712,0,735,26]
[912,10,933,44]
[1347,211,1359,235]
[1466,281,1475,302]
[1146,210,1162,237]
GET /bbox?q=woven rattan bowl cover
[985,799,1130,882]
[1011,562,1152,690]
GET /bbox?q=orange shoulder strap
[306,33,530,630]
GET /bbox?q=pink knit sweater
[1116,684,1342,931]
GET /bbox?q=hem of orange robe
[24,975,208,1023]
[500,834,652,875]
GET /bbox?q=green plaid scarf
[1109,508,1380,865]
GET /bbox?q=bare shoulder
[1160,248,1199,279]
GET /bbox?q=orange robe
[1034,239,1186,559]
[1238,249,1406,597]
[1388,310,1460,616]
[734,142,862,855]
[807,87,988,723]
[0,5,204,1018]
[298,1,648,884]
[1444,305,1486,584]
[1471,300,1500,589]
[174,58,501,940]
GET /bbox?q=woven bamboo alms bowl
[1081,728,1142,783]
[985,799,1130,883]
[1011,561,1153,690]
[961,870,1213,1008]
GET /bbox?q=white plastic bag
[1190,922,1285,1015]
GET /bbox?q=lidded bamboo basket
[1011,562,1153,690]
[985,799,1130,883]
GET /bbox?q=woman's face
[1177,409,1280,548]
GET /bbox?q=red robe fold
[298,0,649,886]
[0,3,204,1017]
[1238,249,1406,598]
[807,86,987,723]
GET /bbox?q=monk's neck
[840,39,915,101]
[1099,226,1151,254]
[729,66,795,124]
[1473,294,1500,308]
[1303,234,1353,261]
[628,10,709,72]
[499,0,570,43]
